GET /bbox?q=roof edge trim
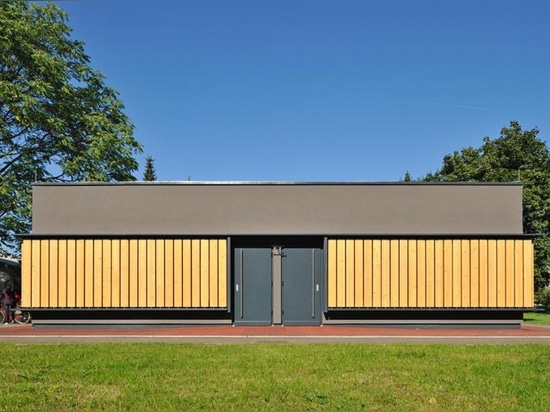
[31,181,525,187]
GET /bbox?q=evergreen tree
[143,156,157,181]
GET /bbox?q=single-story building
[21,181,534,328]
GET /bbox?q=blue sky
[60,0,550,182]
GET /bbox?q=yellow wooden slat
[48,240,58,307]
[120,239,129,308]
[505,240,515,307]
[40,240,50,307]
[173,239,183,307]
[399,240,408,307]
[523,240,535,308]
[336,239,346,307]
[183,239,192,307]
[354,240,364,307]
[514,240,524,308]
[497,239,506,307]
[381,239,390,307]
[81,240,90,307]
[76,240,86,307]
[191,239,201,307]
[31,240,41,307]
[209,239,219,308]
[327,239,337,308]
[83,240,93,307]
[165,239,175,308]
[218,239,228,308]
[443,240,453,307]
[102,239,112,307]
[461,240,470,308]
[479,240,488,307]
[138,239,148,307]
[200,239,209,307]
[452,239,461,307]
[21,240,32,308]
[111,239,121,308]
[372,240,382,307]
[389,240,399,307]
[416,240,426,308]
[147,239,156,307]
[425,240,435,308]
[435,240,445,307]
[57,240,67,307]
[125,240,135,307]
[407,240,417,308]
[38,239,50,308]
[363,240,373,307]
[345,239,355,307]
[93,239,103,307]
[66,240,76,307]
[164,239,174,308]
[156,239,165,307]
[487,240,497,307]
[130,239,140,307]
[135,239,149,308]
[470,240,479,308]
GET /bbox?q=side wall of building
[21,236,534,312]
[22,238,227,309]
[327,238,534,309]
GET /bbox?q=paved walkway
[1,323,550,344]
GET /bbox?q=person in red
[1,284,15,324]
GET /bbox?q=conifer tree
[143,156,157,181]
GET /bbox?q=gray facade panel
[31,182,523,235]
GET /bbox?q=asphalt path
[1,323,550,344]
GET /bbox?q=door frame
[230,236,325,326]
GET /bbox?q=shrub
[535,287,550,312]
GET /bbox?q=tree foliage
[423,121,550,292]
[0,0,142,255]
[143,156,157,181]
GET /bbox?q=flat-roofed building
[21,181,534,328]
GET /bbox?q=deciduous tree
[0,0,142,255]
[422,121,550,292]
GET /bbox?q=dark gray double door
[234,247,323,325]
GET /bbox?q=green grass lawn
[2,343,549,411]
[523,311,550,325]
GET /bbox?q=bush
[535,287,550,312]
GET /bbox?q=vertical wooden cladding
[21,238,228,309]
[327,239,534,309]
